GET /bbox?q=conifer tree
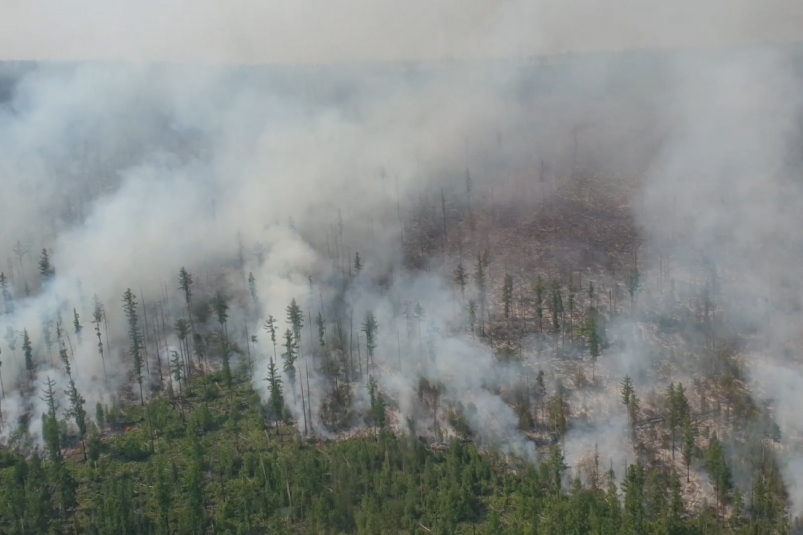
[266,356,284,433]
[213,294,231,388]
[547,393,569,437]
[286,299,304,342]
[669,470,684,525]
[453,263,467,302]
[86,429,102,469]
[174,318,191,382]
[286,298,311,430]
[548,444,568,493]
[170,350,183,397]
[0,272,13,314]
[22,328,34,380]
[41,315,54,366]
[281,329,297,399]
[622,462,646,533]
[628,393,640,430]
[707,433,732,517]
[316,311,326,349]
[95,401,105,431]
[92,296,107,383]
[64,367,87,461]
[362,311,378,371]
[73,308,83,345]
[621,375,634,406]
[282,326,307,434]
[178,267,194,327]
[41,376,62,464]
[368,375,386,432]
[674,383,689,420]
[354,251,362,274]
[681,413,695,482]
[122,289,145,405]
[38,248,55,282]
[264,315,278,360]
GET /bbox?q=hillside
[1,46,802,535]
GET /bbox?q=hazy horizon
[2,0,803,65]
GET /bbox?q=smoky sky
[1,0,802,64]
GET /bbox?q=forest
[0,42,803,535]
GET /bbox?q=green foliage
[586,307,600,359]
[706,434,732,514]
[66,375,88,457]
[178,266,193,305]
[41,377,62,464]
[621,375,634,406]
[362,311,378,369]
[169,350,183,396]
[114,430,151,462]
[286,298,304,341]
[22,328,34,379]
[73,308,82,340]
[96,401,105,430]
[281,328,297,392]
[0,371,790,535]
[368,375,386,429]
[316,311,326,348]
[266,356,285,426]
[547,393,569,437]
[121,288,145,405]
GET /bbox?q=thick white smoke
[1,0,803,510]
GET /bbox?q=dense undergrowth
[0,364,791,535]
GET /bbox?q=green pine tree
[266,356,285,433]
[362,311,378,371]
[73,308,83,345]
[281,329,297,399]
[38,248,55,282]
[122,288,145,405]
[22,328,34,380]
